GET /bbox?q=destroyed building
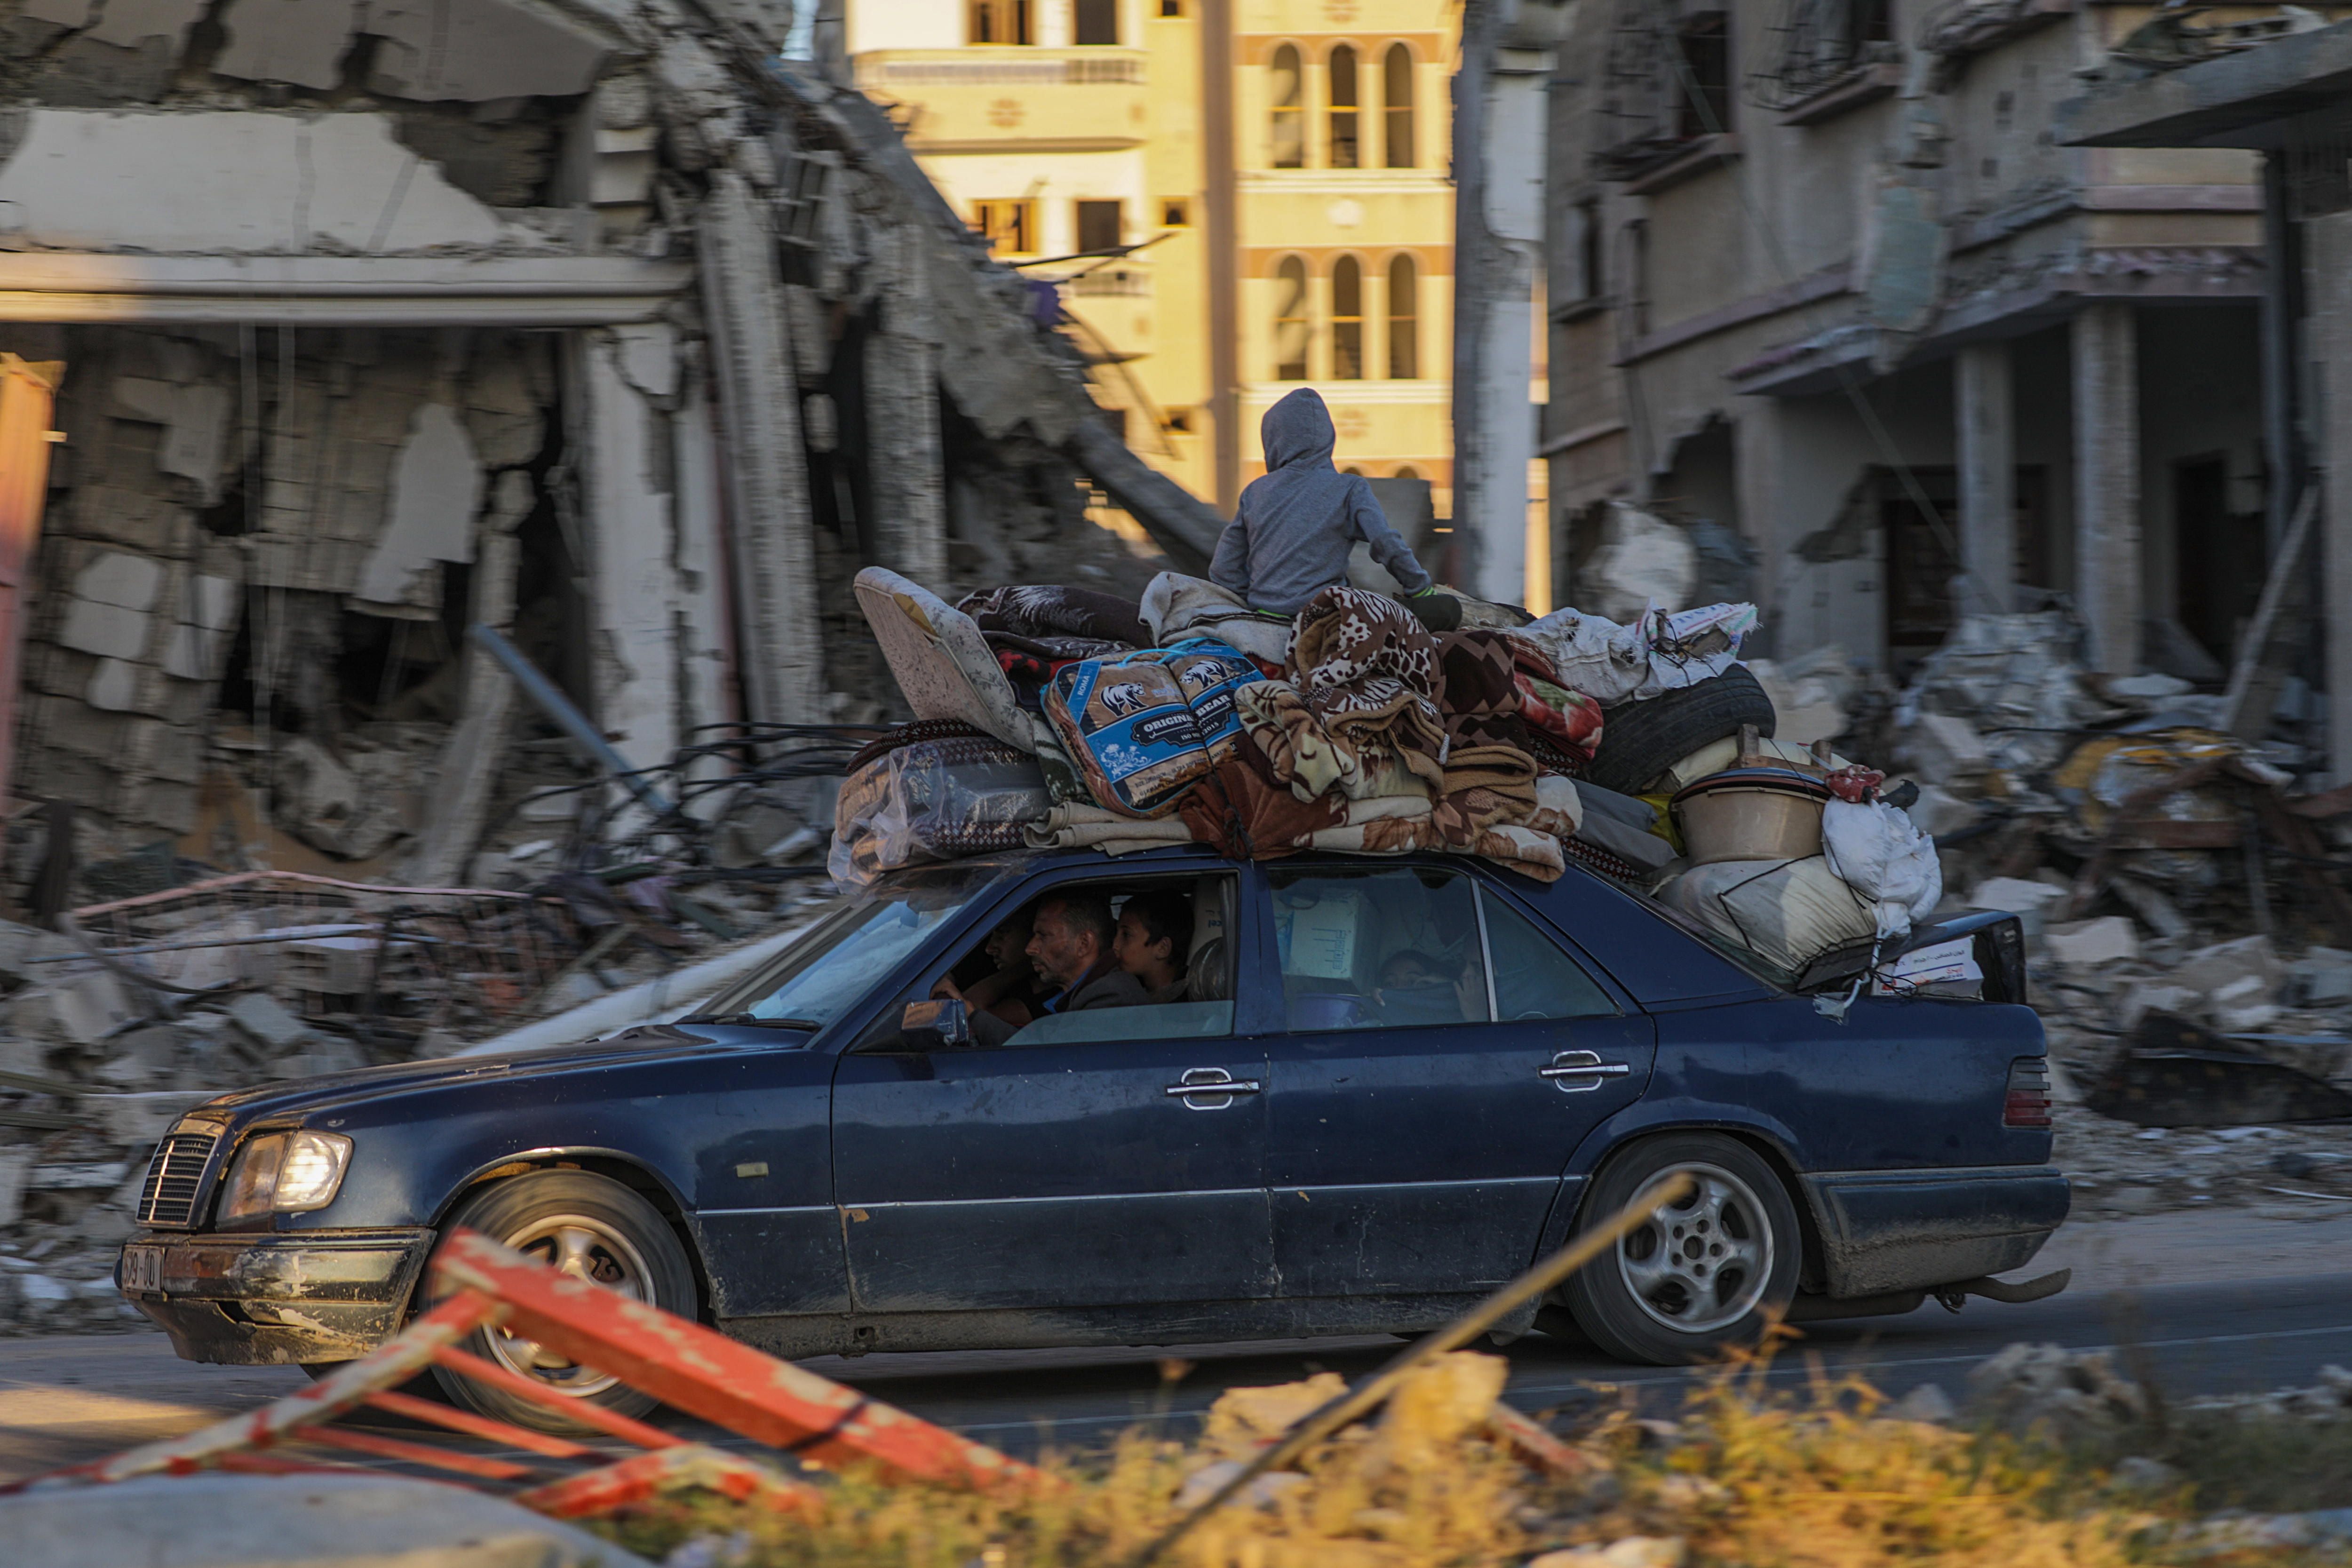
[1542,0,2346,756]
[0,0,1225,887]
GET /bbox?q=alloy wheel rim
[1616,1162,1774,1335]
[479,1214,655,1398]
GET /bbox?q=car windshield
[693,866,995,1028]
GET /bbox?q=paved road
[3,1215,2350,1479]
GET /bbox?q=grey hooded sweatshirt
[1208,389,1433,615]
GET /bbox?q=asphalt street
[801,1270,2352,1457]
[1,1242,2350,1479]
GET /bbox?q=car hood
[182,1023,808,1127]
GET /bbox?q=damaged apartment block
[0,0,1215,887]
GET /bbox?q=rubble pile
[0,717,890,1334]
[1874,610,2352,1213]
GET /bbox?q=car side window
[886,872,1237,1051]
[1269,866,1491,1032]
[1478,886,1619,1021]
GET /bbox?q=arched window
[1274,255,1310,381]
[1394,464,1422,480]
[1387,254,1418,379]
[1383,43,1414,167]
[1270,45,1304,168]
[1332,255,1364,379]
[1328,44,1360,169]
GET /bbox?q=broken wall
[0,0,1192,888]
[4,323,570,864]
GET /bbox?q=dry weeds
[589,1348,2352,1568]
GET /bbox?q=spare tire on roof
[1581,665,1777,796]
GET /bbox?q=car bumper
[1799,1166,2071,1297]
[117,1228,436,1366]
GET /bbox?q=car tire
[1581,666,1777,796]
[1561,1133,1801,1366]
[428,1170,698,1435]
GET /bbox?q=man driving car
[934,891,1145,1047]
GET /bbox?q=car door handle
[1165,1067,1262,1107]
[1539,1050,1632,1091]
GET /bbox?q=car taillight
[2004,1059,2052,1129]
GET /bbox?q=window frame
[1384,252,1418,380]
[1264,861,1497,1036]
[1474,882,1624,1023]
[971,198,1039,256]
[1327,42,1361,169]
[968,0,1033,46]
[1269,42,1306,168]
[1073,0,1119,46]
[1381,42,1415,168]
[1075,198,1124,255]
[1272,254,1311,381]
[861,866,1243,1053]
[1331,253,1364,380]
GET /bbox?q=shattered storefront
[0,0,1195,891]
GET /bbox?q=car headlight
[220,1130,353,1221]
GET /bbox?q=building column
[2072,302,2141,673]
[1956,341,2015,616]
[698,167,822,727]
[2310,213,2352,781]
[866,223,949,586]
[1735,402,1781,657]
[576,324,682,779]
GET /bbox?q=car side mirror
[900,997,971,1051]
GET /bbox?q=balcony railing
[857,53,1145,89]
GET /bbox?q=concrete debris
[1887,1383,1957,1424]
[2108,1454,2181,1494]
[2083,1011,2352,1129]
[1580,502,1696,623]
[222,991,311,1056]
[1746,645,1857,748]
[2044,915,2140,968]
[1968,1342,2150,1440]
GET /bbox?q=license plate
[119,1244,164,1294]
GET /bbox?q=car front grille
[136,1134,217,1228]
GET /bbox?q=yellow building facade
[844,0,1471,553]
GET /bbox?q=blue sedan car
[117,846,2066,1434]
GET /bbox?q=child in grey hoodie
[1208,389,1454,626]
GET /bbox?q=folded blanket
[1515,674,1604,768]
[1140,572,1294,664]
[959,584,1151,648]
[1434,631,1524,751]
[1306,809,1564,883]
[1522,773,1585,838]
[1023,802,1194,854]
[1286,586,1448,792]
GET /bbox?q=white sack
[1821,797,1944,940]
[1659,856,1878,976]
[1511,601,1758,707]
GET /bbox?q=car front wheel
[1561,1133,1801,1365]
[429,1170,698,1434]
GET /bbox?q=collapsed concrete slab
[0,0,1215,895]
